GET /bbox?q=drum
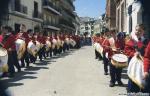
[61,41,64,47]
[15,39,26,59]
[52,39,57,49]
[70,39,76,47]
[127,55,145,89]
[36,41,41,52]
[65,38,70,45]
[0,47,8,76]
[27,41,38,57]
[46,40,51,51]
[111,54,128,68]
[57,39,61,49]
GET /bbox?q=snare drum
[0,47,8,76]
[111,54,128,68]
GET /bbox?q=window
[15,0,21,12]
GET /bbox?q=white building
[3,0,43,33]
[93,19,102,35]
[79,17,95,37]
[126,0,143,34]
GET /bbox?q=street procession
[0,0,150,96]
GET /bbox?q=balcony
[32,11,43,22]
[11,4,28,17]
[43,21,60,31]
[60,18,75,29]
[43,0,61,15]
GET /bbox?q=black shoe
[118,81,124,86]
[104,72,108,75]
[17,69,21,72]
[109,82,115,87]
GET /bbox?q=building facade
[3,0,43,33]
[79,17,95,37]
[105,0,116,30]
[93,19,101,35]
[42,0,61,35]
[59,0,76,34]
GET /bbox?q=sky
[74,0,106,18]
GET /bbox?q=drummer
[124,24,148,92]
[27,29,37,63]
[101,29,110,75]
[37,31,46,61]
[17,24,30,67]
[143,41,150,93]
[109,30,125,87]
[1,26,21,77]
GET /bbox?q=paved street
[3,46,128,96]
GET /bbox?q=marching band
[0,24,81,79]
[93,24,150,94]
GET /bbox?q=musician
[124,24,148,92]
[37,32,46,61]
[101,29,110,75]
[60,33,65,53]
[109,31,125,87]
[94,34,100,59]
[143,41,150,93]
[49,34,53,57]
[18,24,30,67]
[28,29,37,63]
[1,26,21,77]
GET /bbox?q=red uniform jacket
[3,33,16,51]
[38,35,46,44]
[102,37,110,53]
[124,39,145,58]
[144,41,150,72]
[22,32,30,44]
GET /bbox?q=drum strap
[2,34,15,50]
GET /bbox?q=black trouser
[59,46,63,54]
[29,53,36,63]
[109,64,122,83]
[46,47,52,57]
[38,46,46,60]
[144,73,150,93]
[102,52,109,73]
[66,44,69,51]
[63,43,67,52]
[21,50,30,67]
[53,47,57,56]
[95,50,99,59]
[8,50,20,74]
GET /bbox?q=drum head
[112,54,128,63]
[0,47,7,56]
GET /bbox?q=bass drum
[57,39,61,49]
[65,38,70,45]
[27,41,38,57]
[127,55,145,89]
[52,39,57,49]
[36,41,41,52]
[70,39,76,47]
[46,40,51,51]
[15,39,26,59]
[0,47,8,76]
